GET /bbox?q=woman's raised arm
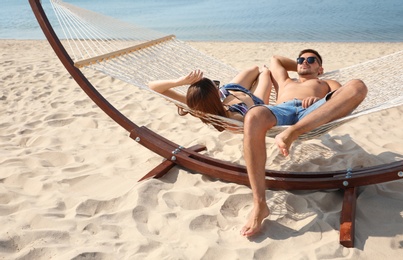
[148,70,203,103]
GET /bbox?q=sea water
[2,0,403,42]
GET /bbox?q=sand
[1,39,403,259]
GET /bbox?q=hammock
[44,0,403,139]
[30,0,403,248]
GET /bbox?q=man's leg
[241,106,277,237]
[276,79,368,156]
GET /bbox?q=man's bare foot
[240,203,270,237]
[274,129,298,156]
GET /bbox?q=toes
[240,226,249,236]
[240,225,260,237]
[244,227,258,237]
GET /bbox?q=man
[240,49,368,237]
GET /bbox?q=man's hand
[301,96,320,108]
[178,70,203,85]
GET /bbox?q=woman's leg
[229,66,260,88]
[250,66,272,104]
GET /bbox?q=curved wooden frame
[30,0,403,247]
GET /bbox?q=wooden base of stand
[340,187,358,247]
[138,144,207,181]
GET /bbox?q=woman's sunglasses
[296,56,320,65]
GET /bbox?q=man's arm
[300,79,342,108]
[270,55,297,92]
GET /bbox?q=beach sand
[1,39,403,259]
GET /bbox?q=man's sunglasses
[296,56,320,65]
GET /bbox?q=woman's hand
[301,96,320,108]
[178,70,203,85]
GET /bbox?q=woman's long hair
[178,78,228,131]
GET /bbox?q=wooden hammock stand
[30,0,403,248]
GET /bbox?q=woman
[148,65,272,131]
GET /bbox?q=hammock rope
[48,0,403,139]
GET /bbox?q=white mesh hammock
[48,0,403,140]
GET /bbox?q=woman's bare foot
[240,203,270,237]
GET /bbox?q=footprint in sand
[75,199,108,218]
[162,190,215,210]
[32,151,75,167]
[189,214,218,231]
[220,193,253,218]
[275,195,318,232]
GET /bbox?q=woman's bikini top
[219,84,265,116]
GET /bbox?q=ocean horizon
[2,0,403,42]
